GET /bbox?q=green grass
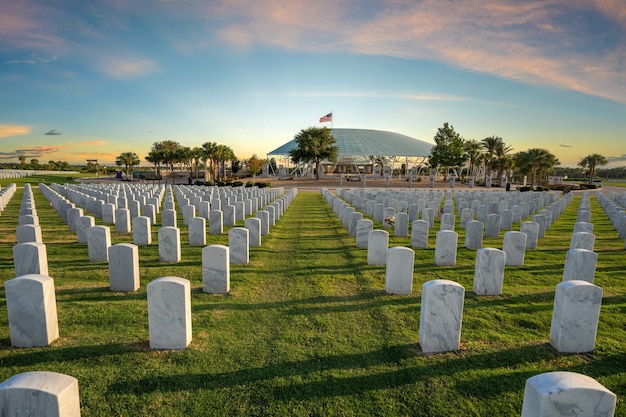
[603,181,626,188]
[0,182,625,416]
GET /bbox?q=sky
[1,0,625,168]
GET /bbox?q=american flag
[319,112,333,123]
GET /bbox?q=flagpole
[331,109,333,130]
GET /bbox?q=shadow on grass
[105,342,626,400]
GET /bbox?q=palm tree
[481,136,499,181]
[578,154,608,184]
[514,148,559,187]
[463,139,483,179]
[214,144,235,181]
[116,152,140,180]
[190,147,204,180]
[201,141,218,181]
[493,140,513,183]
[145,150,163,175]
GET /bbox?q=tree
[428,123,466,180]
[148,140,182,172]
[116,152,140,179]
[201,141,218,181]
[214,144,235,181]
[247,154,263,178]
[514,148,559,186]
[18,155,26,168]
[578,154,608,184]
[288,127,339,180]
[189,147,204,179]
[493,140,513,183]
[462,139,483,178]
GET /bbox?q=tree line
[427,122,609,186]
[115,140,277,182]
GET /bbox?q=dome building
[267,128,433,178]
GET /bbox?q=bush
[534,186,549,191]
[245,181,255,188]
[579,183,599,189]
[518,186,532,192]
[256,182,272,188]
[231,181,244,187]
[548,184,578,192]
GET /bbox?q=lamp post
[87,159,99,184]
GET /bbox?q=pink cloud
[0,124,32,138]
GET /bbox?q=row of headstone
[0,369,616,416]
[326,187,573,261]
[0,183,17,212]
[16,184,43,244]
[328,186,605,356]
[597,191,626,247]
[14,185,49,278]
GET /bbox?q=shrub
[231,181,244,187]
[256,182,271,188]
[548,184,578,192]
[518,186,532,192]
[579,183,599,190]
[245,181,255,188]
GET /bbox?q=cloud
[282,90,470,102]
[607,154,626,163]
[45,129,62,135]
[559,144,573,148]
[78,140,107,146]
[5,54,58,65]
[0,124,32,138]
[95,55,158,79]
[209,0,626,104]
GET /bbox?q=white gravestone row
[16,184,43,244]
[0,184,17,213]
[597,191,626,247]
[325,188,572,267]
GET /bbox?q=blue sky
[1,0,625,167]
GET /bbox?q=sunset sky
[1,0,625,168]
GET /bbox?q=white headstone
[419,279,465,353]
[411,220,429,249]
[385,247,415,295]
[202,244,230,294]
[188,217,206,246]
[502,231,527,266]
[147,276,191,349]
[521,371,616,417]
[13,242,48,277]
[550,280,602,353]
[108,243,140,292]
[228,227,249,264]
[87,226,111,262]
[434,230,458,266]
[132,216,152,245]
[367,229,389,265]
[464,221,483,250]
[244,217,262,247]
[473,248,506,295]
[5,274,59,347]
[562,248,597,283]
[158,226,181,262]
[0,371,81,417]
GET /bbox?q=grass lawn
[0,181,625,416]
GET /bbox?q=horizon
[1,0,625,168]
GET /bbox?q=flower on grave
[385,216,395,228]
